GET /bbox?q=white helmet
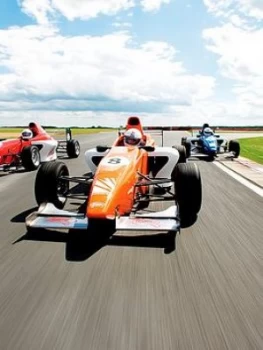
[203,127,213,136]
[124,128,142,146]
[21,128,33,140]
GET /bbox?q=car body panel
[87,146,148,218]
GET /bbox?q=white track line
[214,162,263,198]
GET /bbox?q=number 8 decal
[108,158,121,164]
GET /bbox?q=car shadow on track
[0,168,29,175]
[13,224,177,262]
[11,207,39,223]
[0,155,74,175]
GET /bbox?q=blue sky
[0,0,262,126]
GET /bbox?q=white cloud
[203,23,263,121]
[203,0,263,20]
[20,0,135,23]
[0,100,262,127]
[19,0,55,25]
[112,21,132,28]
[202,0,263,124]
[19,0,171,23]
[0,24,215,116]
[203,24,263,81]
[140,0,171,12]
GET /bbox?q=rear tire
[173,162,202,228]
[228,140,240,158]
[35,161,69,209]
[21,145,40,171]
[67,139,80,158]
[172,145,186,163]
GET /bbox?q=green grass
[0,128,23,133]
[50,128,116,135]
[238,137,263,165]
[0,127,116,137]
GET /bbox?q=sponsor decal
[90,202,105,208]
[47,217,73,225]
[129,218,162,228]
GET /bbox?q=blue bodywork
[199,134,218,157]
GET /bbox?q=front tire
[35,161,69,209]
[173,162,202,228]
[21,145,41,171]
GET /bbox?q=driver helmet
[21,129,33,140]
[203,127,213,136]
[124,128,142,146]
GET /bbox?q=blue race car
[181,124,240,160]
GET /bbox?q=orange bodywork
[87,146,148,219]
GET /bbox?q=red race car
[0,122,80,172]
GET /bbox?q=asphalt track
[0,132,262,350]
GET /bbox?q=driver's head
[203,127,213,136]
[21,128,33,140]
[124,128,142,146]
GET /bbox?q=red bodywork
[0,123,53,168]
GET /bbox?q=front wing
[26,203,180,232]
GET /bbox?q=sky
[0,0,262,127]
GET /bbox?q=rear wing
[65,127,72,141]
[144,128,164,146]
[144,126,193,147]
[56,128,72,152]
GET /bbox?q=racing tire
[172,145,187,163]
[184,141,191,158]
[228,140,240,158]
[35,161,69,209]
[21,145,41,171]
[67,139,80,158]
[173,162,202,228]
[181,137,186,146]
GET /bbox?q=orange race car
[26,116,202,237]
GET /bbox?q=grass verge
[238,137,263,165]
[0,128,116,138]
